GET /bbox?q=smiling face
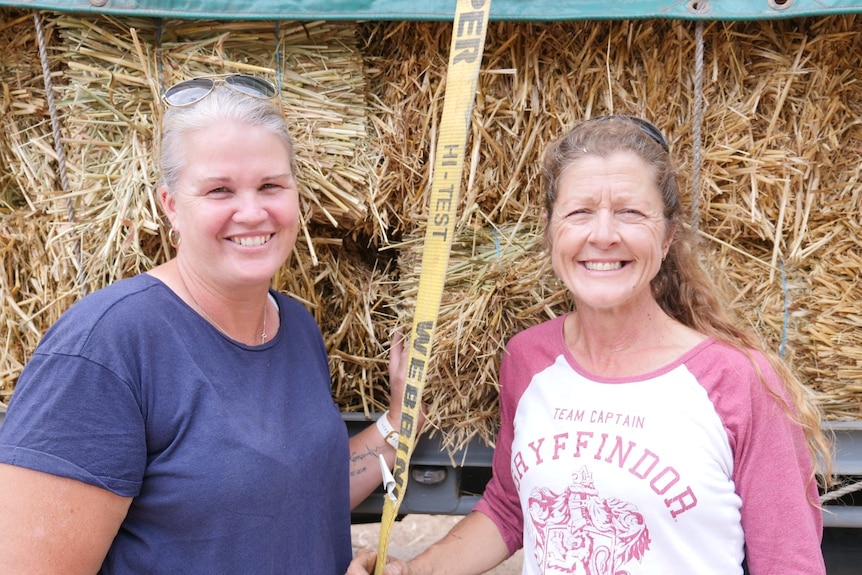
[546,150,674,315]
[160,119,299,292]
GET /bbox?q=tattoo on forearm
[349,443,385,477]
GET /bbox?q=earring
[169,227,182,248]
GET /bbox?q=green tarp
[1,0,862,21]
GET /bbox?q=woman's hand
[386,332,408,421]
[345,548,377,574]
[386,332,426,434]
[346,548,414,575]
[346,332,424,508]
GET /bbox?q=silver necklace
[187,289,267,344]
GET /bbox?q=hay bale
[0,10,79,404]
[50,14,377,278]
[2,13,861,446]
[361,16,862,444]
[0,212,78,403]
[0,12,391,410]
[276,225,398,416]
[694,17,862,419]
[0,10,56,211]
[391,221,569,449]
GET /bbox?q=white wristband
[376,410,400,449]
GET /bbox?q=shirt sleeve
[0,350,146,497]
[473,329,542,556]
[697,346,824,575]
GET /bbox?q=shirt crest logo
[527,465,651,574]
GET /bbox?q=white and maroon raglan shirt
[474,314,824,575]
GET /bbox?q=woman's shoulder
[508,314,566,347]
[503,315,567,371]
[687,338,770,373]
[37,275,174,352]
[271,291,318,325]
[54,274,166,321]
[684,339,784,403]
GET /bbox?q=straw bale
[359,15,862,444]
[0,10,75,404]
[2,13,862,444]
[0,12,387,407]
[390,220,570,450]
[47,13,377,284]
[360,19,704,445]
[0,9,57,211]
[0,211,78,403]
[694,16,862,419]
[274,223,399,416]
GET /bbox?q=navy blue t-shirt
[0,274,352,573]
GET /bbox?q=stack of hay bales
[364,16,862,447]
[1,10,860,451]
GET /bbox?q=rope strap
[820,480,862,504]
[34,11,87,294]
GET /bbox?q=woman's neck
[149,259,273,345]
[564,301,705,377]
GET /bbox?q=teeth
[232,235,271,247]
[585,261,622,271]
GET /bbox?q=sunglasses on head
[592,114,670,153]
[162,75,278,107]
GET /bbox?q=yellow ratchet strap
[374,0,491,572]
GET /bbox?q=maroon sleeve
[473,316,567,556]
[472,340,525,555]
[689,344,824,575]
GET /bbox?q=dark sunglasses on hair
[162,75,278,107]
[593,114,670,153]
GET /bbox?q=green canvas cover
[1,0,861,21]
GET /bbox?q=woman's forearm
[406,511,512,575]
[347,422,396,509]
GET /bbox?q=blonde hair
[159,85,294,194]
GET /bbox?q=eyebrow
[262,173,293,181]
[197,173,293,185]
